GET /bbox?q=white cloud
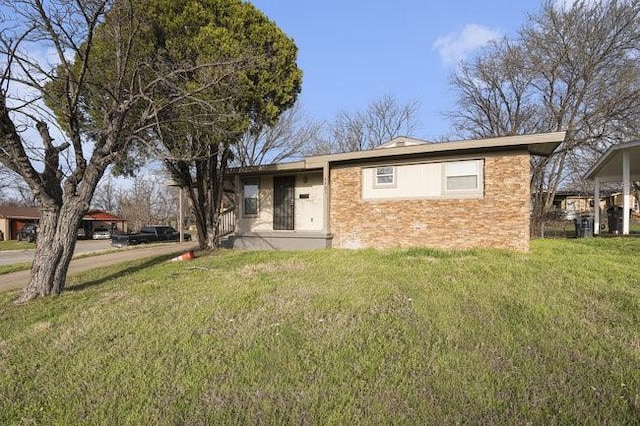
[553,0,597,10]
[29,45,73,69]
[432,24,502,66]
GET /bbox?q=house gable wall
[329,151,531,251]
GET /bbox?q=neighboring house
[0,207,126,240]
[610,192,640,212]
[223,132,566,252]
[550,190,638,221]
[0,206,39,241]
[552,191,595,216]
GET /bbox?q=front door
[273,176,295,230]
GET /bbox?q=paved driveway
[0,239,113,265]
[0,242,199,293]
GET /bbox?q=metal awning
[584,140,640,235]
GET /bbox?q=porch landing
[221,231,333,250]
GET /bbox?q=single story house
[552,191,596,215]
[223,131,566,252]
[0,207,126,240]
[549,189,638,222]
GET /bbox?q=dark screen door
[273,176,295,230]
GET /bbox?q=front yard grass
[0,240,34,251]
[0,262,31,275]
[0,238,638,424]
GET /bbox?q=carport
[585,140,640,235]
[82,210,127,236]
[0,206,39,240]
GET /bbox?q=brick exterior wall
[329,152,531,251]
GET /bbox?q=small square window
[375,166,395,186]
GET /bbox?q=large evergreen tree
[0,0,299,301]
[146,0,302,249]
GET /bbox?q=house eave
[227,132,566,175]
[584,140,640,182]
[306,132,565,168]
[228,160,314,176]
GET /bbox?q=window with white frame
[362,160,484,200]
[243,179,259,216]
[374,166,395,187]
[444,160,483,193]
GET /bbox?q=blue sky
[249,0,539,140]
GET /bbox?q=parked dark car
[17,224,38,242]
[110,225,191,247]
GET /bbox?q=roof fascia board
[229,132,566,175]
[228,160,310,175]
[307,132,565,168]
[584,140,640,180]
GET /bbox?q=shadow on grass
[66,252,180,293]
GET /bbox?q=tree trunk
[210,146,231,249]
[15,205,83,303]
[189,182,210,250]
[166,142,232,251]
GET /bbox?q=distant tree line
[446,0,640,227]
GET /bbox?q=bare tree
[0,164,27,202]
[0,0,244,302]
[329,94,421,153]
[91,174,118,213]
[366,94,421,146]
[447,39,540,138]
[115,178,153,232]
[233,102,324,166]
[92,172,189,230]
[114,175,178,232]
[447,0,640,226]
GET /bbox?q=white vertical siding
[294,172,324,231]
[362,160,483,200]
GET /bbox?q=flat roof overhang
[584,140,640,236]
[228,131,566,175]
[307,131,565,167]
[228,160,311,176]
[584,140,640,182]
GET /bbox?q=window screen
[375,166,395,186]
[444,160,481,192]
[243,179,259,216]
